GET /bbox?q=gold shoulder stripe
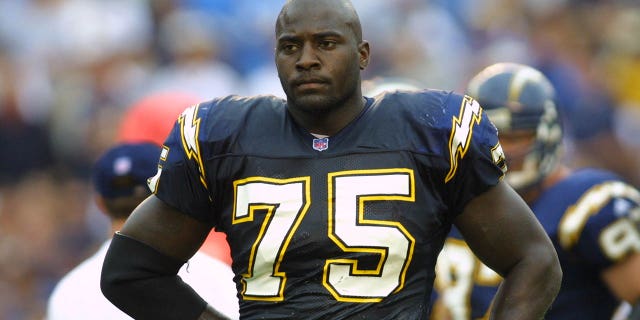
[558,181,640,249]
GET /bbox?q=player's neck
[310,133,329,138]
[542,165,571,189]
[290,95,367,136]
[521,166,571,204]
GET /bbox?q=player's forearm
[101,233,209,319]
[490,246,562,319]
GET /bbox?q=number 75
[232,169,417,303]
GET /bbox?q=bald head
[276,0,363,42]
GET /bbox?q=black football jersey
[148,89,506,319]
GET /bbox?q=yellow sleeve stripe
[558,181,640,249]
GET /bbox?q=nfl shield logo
[312,137,329,151]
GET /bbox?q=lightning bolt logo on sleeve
[179,104,209,191]
[148,146,169,193]
[445,96,483,183]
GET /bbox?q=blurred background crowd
[1,0,639,319]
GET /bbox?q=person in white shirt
[46,142,239,320]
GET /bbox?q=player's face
[275,3,367,114]
[499,130,536,173]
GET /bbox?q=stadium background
[0,0,639,318]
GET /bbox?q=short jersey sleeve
[561,180,640,269]
[148,102,216,225]
[440,94,507,216]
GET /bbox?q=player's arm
[454,180,562,320]
[100,195,231,320]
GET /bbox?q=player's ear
[358,41,370,70]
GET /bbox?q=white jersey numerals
[600,213,640,260]
[233,176,311,301]
[232,169,416,303]
[324,170,415,302]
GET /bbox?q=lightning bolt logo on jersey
[149,91,505,319]
[446,97,484,182]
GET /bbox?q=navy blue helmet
[467,62,563,191]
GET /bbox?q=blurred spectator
[599,6,640,152]
[0,172,94,319]
[142,8,245,100]
[117,91,201,146]
[45,143,238,320]
[0,48,53,186]
[529,3,640,187]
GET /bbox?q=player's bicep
[119,194,212,262]
[453,180,551,276]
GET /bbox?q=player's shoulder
[371,89,477,127]
[373,88,462,113]
[367,90,499,157]
[197,94,286,116]
[571,168,640,206]
[555,167,640,250]
[182,94,284,125]
[563,168,630,190]
[547,167,637,212]
[178,94,287,140]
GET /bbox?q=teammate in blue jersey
[431,62,640,320]
[100,1,561,319]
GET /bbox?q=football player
[100,1,561,319]
[431,62,640,320]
